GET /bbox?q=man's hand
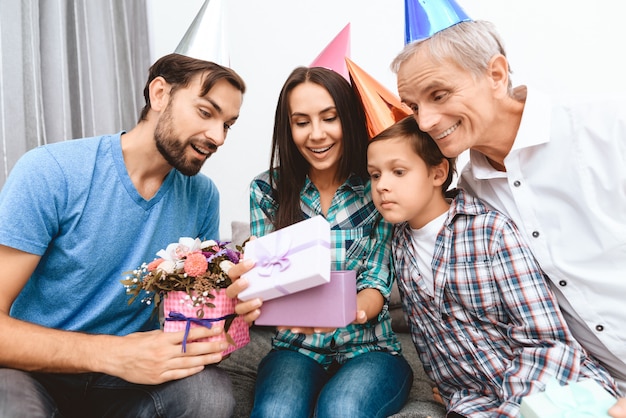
[104,326,230,385]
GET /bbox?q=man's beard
[154,104,208,176]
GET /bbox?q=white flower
[156,237,202,261]
[219,260,235,275]
[201,239,218,248]
[157,260,176,274]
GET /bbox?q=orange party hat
[346,57,410,138]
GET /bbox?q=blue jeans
[250,349,413,418]
[0,367,235,418]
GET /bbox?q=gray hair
[391,20,512,91]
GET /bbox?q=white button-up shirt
[459,88,626,392]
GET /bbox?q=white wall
[147,0,626,238]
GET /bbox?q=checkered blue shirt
[250,170,402,367]
[393,189,619,417]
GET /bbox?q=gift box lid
[239,215,331,301]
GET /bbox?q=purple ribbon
[255,234,292,277]
[255,236,330,278]
[166,311,236,353]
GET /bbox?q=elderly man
[392,17,625,417]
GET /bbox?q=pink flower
[147,258,164,271]
[184,252,208,277]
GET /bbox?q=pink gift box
[239,215,331,302]
[163,290,250,356]
[255,270,357,327]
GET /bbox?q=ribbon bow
[255,234,292,277]
[166,311,237,353]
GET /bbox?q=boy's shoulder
[447,188,518,232]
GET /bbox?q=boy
[366,115,620,417]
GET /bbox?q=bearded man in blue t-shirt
[0,53,245,418]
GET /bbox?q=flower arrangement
[121,237,242,318]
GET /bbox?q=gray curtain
[0,0,151,185]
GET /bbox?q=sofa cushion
[230,220,251,247]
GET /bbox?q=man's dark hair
[138,53,246,122]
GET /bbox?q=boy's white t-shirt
[409,211,448,296]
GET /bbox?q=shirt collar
[511,87,552,152]
[394,189,486,235]
[302,173,367,198]
[468,87,553,179]
[444,188,487,227]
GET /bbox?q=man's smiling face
[155,73,242,176]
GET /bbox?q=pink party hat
[310,23,351,81]
[175,0,229,66]
[345,58,411,138]
[404,0,471,44]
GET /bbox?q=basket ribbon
[166,311,237,353]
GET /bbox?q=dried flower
[184,252,209,277]
[121,237,243,318]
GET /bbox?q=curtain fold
[0,0,151,185]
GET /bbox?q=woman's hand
[226,258,262,324]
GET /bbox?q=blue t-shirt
[0,133,220,335]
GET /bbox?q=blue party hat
[404,0,472,44]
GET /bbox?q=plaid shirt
[393,189,619,417]
[250,170,401,368]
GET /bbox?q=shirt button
[596,325,604,332]
[559,280,567,286]
[513,180,521,187]
[532,231,540,238]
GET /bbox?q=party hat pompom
[175,0,229,66]
[310,23,351,81]
[405,0,471,44]
[345,58,410,139]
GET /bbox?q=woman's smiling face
[288,81,344,177]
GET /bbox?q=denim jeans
[250,349,413,418]
[0,366,235,418]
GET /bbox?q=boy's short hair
[370,116,456,192]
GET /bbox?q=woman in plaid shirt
[367,116,620,417]
[247,66,413,418]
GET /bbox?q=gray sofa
[219,222,446,418]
